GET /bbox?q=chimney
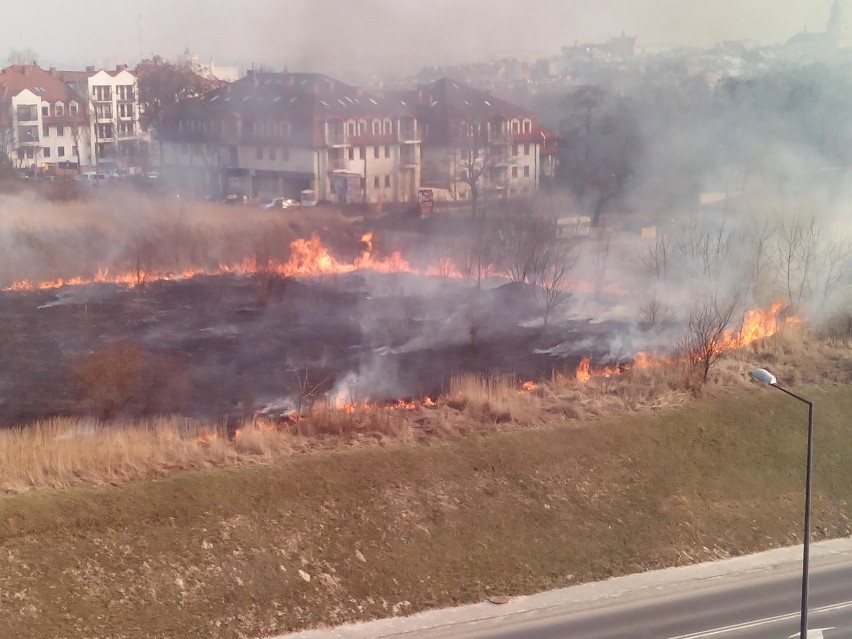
[86,65,95,72]
[115,64,127,72]
[49,66,56,75]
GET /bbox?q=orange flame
[575,302,799,382]
[3,234,412,292]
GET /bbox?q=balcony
[325,131,350,147]
[328,156,348,171]
[400,152,419,167]
[488,132,513,145]
[398,127,420,143]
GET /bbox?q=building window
[524,144,530,155]
[359,146,365,159]
[511,120,520,134]
[55,103,64,117]
[384,119,392,134]
[511,166,518,178]
[42,105,49,117]
[523,165,530,177]
[69,102,78,116]
[43,147,50,158]
[57,125,64,136]
[523,119,532,133]
[513,144,519,156]
[348,147,355,160]
[372,119,381,135]
[42,124,50,137]
[72,145,78,156]
[374,176,380,188]
[384,145,390,158]
[269,147,276,161]
[384,175,390,188]
[93,86,112,101]
[374,145,379,159]
[58,146,65,157]
[257,146,263,160]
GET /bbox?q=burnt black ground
[0,271,630,426]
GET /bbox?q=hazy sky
[1,0,837,76]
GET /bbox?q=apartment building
[0,64,88,169]
[158,71,557,206]
[158,71,421,204]
[413,77,556,203]
[0,64,142,172]
[62,65,141,170]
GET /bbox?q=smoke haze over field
[0,1,837,75]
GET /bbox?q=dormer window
[70,102,78,116]
[55,103,64,117]
[42,104,50,117]
[522,119,532,133]
[511,120,520,134]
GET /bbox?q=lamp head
[751,368,777,385]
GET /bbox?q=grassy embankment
[1,328,851,638]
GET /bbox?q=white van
[75,171,106,185]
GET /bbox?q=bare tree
[778,214,820,312]
[500,213,554,283]
[532,235,579,326]
[678,295,739,387]
[743,217,776,302]
[641,232,669,281]
[639,294,673,329]
[292,369,330,416]
[455,134,491,219]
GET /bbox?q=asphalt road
[273,538,852,639]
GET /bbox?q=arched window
[372,119,381,135]
[522,119,532,133]
[55,102,65,117]
[511,119,520,134]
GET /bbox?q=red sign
[418,188,434,217]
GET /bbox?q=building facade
[0,64,142,173]
[158,71,421,204]
[413,78,556,203]
[158,72,556,206]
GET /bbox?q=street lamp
[750,368,814,639]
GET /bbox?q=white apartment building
[0,64,143,173]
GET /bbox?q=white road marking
[787,629,835,639]
[665,602,851,638]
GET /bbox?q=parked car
[264,197,301,209]
[75,171,107,185]
[224,193,249,205]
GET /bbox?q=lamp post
[751,368,814,639]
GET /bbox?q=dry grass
[2,325,849,494]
